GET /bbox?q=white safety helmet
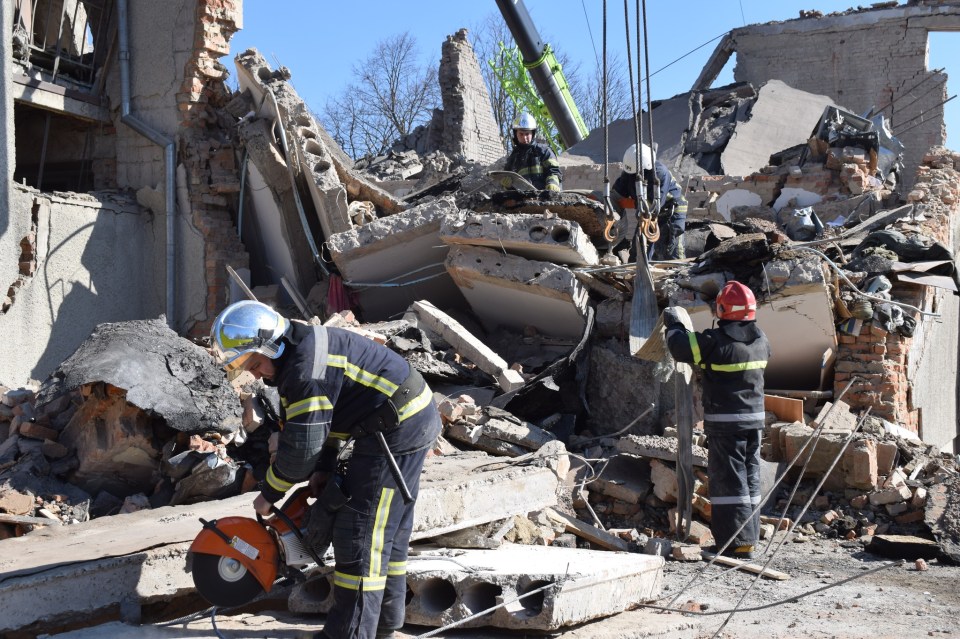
[512,112,538,133]
[622,143,653,174]
[210,300,289,375]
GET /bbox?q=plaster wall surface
[687,281,837,391]
[105,0,195,190]
[906,201,960,451]
[0,186,162,387]
[326,197,466,320]
[731,6,953,190]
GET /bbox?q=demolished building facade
[1,0,960,636]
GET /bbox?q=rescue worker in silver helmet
[210,300,441,639]
[501,111,563,193]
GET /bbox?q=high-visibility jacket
[504,141,562,190]
[261,322,437,503]
[665,319,770,430]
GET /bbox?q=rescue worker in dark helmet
[210,300,442,639]
[613,142,688,260]
[662,281,770,559]
[502,111,563,193]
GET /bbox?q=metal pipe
[117,0,176,329]
[494,0,587,147]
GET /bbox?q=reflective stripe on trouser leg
[323,446,428,639]
[706,429,762,550]
[378,447,426,632]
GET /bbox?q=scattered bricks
[884,468,908,489]
[685,521,714,546]
[820,510,840,525]
[910,487,928,509]
[438,399,463,424]
[41,440,69,459]
[895,510,926,525]
[2,388,36,407]
[650,459,679,504]
[760,515,792,531]
[759,523,775,540]
[692,494,712,522]
[842,439,878,490]
[876,441,898,477]
[0,488,35,515]
[861,523,878,536]
[885,502,909,516]
[849,494,869,509]
[672,544,703,562]
[18,422,59,442]
[644,537,672,558]
[915,558,929,571]
[868,484,912,506]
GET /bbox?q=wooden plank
[544,508,630,552]
[701,550,790,580]
[764,393,805,423]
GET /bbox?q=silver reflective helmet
[210,300,289,373]
[512,111,538,132]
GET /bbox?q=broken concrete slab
[35,318,242,435]
[616,434,709,468]
[0,450,561,635]
[406,300,523,392]
[445,246,590,340]
[440,211,599,266]
[326,196,467,321]
[445,407,558,457]
[721,80,836,178]
[290,544,663,631]
[463,191,609,246]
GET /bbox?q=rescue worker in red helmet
[210,300,441,639]
[662,281,770,559]
[502,111,563,193]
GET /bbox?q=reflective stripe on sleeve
[397,385,434,422]
[285,396,333,419]
[688,333,702,367]
[709,360,767,372]
[265,465,294,493]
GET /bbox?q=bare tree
[321,32,439,159]
[569,51,635,133]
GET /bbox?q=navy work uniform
[664,319,770,556]
[504,140,562,191]
[613,161,688,259]
[259,321,441,639]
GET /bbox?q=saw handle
[260,487,326,567]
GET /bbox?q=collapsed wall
[728,3,955,190]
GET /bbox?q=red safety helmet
[716,281,757,321]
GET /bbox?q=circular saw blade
[191,552,265,608]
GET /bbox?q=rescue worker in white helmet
[502,111,563,194]
[210,300,441,639]
[662,281,770,560]
[613,142,688,259]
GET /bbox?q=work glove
[662,306,684,328]
[544,184,562,200]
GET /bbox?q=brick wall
[438,29,505,164]
[834,147,960,435]
[176,0,248,336]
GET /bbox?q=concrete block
[327,197,467,321]
[440,212,599,266]
[590,454,651,504]
[841,439,878,490]
[408,300,523,392]
[290,544,663,631]
[445,246,590,340]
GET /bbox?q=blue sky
[230,1,957,148]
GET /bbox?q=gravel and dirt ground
[49,532,960,639]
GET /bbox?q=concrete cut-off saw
[188,486,323,608]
